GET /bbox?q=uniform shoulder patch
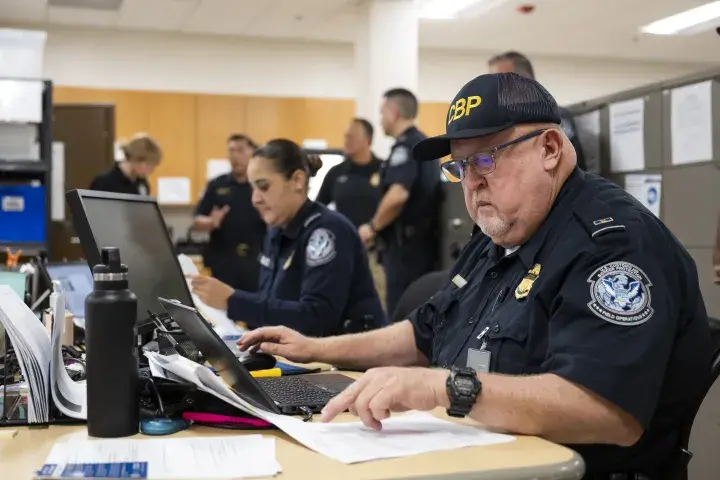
[303,212,322,228]
[389,146,410,166]
[306,228,336,267]
[587,261,654,326]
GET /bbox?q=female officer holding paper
[187,139,386,337]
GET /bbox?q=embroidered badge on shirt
[515,263,542,299]
[587,261,653,326]
[306,228,336,267]
[593,217,614,226]
[389,146,409,166]
[369,172,380,187]
[216,187,230,195]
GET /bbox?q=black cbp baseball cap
[413,72,562,161]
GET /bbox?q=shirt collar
[282,199,318,240]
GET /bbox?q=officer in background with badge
[238,74,712,479]
[188,139,386,337]
[193,134,267,292]
[358,88,442,317]
[316,118,386,307]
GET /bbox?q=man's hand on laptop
[237,326,319,364]
[319,367,449,430]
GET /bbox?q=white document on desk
[36,435,281,479]
[146,353,516,464]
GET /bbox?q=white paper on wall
[206,158,231,181]
[51,142,65,221]
[625,174,662,218]
[609,98,645,172]
[157,177,191,204]
[670,80,714,165]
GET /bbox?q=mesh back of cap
[497,74,560,122]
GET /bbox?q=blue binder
[0,184,46,244]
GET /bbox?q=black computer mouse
[240,352,277,371]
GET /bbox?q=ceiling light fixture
[417,0,502,20]
[640,1,720,35]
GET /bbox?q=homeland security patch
[389,146,409,166]
[587,261,654,326]
[306,228,336,267]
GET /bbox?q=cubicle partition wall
[566,67,720,319]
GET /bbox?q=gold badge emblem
[283,251,295,270]
[515,264,542,300]
[216,187,230,195]
[369,172,380,187]
[236,243,248,257]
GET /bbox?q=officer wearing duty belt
[238,73,713,479]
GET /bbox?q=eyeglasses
[440,129,548,182]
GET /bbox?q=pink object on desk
[182,412,273,429]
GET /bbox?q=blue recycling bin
[0,184,46,244]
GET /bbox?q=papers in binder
[0,285,87,423]
[49,286,87,420]
[176,254,242,335]
[36,435,281,479]
[145,353,516,464]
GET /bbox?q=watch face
[457,377,475,389]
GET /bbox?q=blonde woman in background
[89,133,162,196]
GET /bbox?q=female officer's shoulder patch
[306,228,337,267]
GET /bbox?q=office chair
[390,270,451,323]
[671,316,720,480]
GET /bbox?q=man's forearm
[193,216,214,232]
[314,321,427,370]
[438,373,642,446]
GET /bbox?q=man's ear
[542,129,563,172]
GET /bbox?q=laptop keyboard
[256,376,336,406]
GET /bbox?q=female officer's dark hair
[253,138,323,182]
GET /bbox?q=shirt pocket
[486,302,531,375]
[428,291,459,365]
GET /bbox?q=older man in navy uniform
[239,73,712,479]
[358,88,442,317]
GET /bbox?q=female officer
[89,133,162,195]
[187,139,387,337]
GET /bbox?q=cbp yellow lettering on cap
[447,96,482,125]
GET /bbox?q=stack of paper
[0,285,88,423]
[176,254,243,336]
[145,352,516,464]
[35,435,281,479]
[49,286,87,420]
[0,285,51,423]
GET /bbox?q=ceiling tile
[47,5,119,26]
[0,0,47,22]
[181,0,275,35]
[117,0,200,31]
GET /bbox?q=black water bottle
[85,247,139,437]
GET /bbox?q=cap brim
[413,123,515,161]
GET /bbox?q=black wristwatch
[446,366,482,418]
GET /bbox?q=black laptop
[157,297,354,416]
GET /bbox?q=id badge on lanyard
[466,326,490,373]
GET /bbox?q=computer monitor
[66,189,194,332]
[44,262,93,318]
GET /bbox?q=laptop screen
[45,263,93,318]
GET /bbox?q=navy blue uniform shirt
[227,200,387,337]
[196,174,267,292]
[315,155,382,228]
[89,164,150,196]
[408,168,712,477]
[379,126,442,243]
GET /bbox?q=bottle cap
[92,247,129,281]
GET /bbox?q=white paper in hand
[176,254,242,334]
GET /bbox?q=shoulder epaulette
[573,198,627,239]
[304,212,322,228]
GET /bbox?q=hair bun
[307,155,324,177]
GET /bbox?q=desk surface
[1,411,584,480]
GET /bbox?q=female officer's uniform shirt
[89,164,150,196]
[196,174,266,292]
[406,168,712,477]
[227,200,386,337]
[315,156,382,227]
